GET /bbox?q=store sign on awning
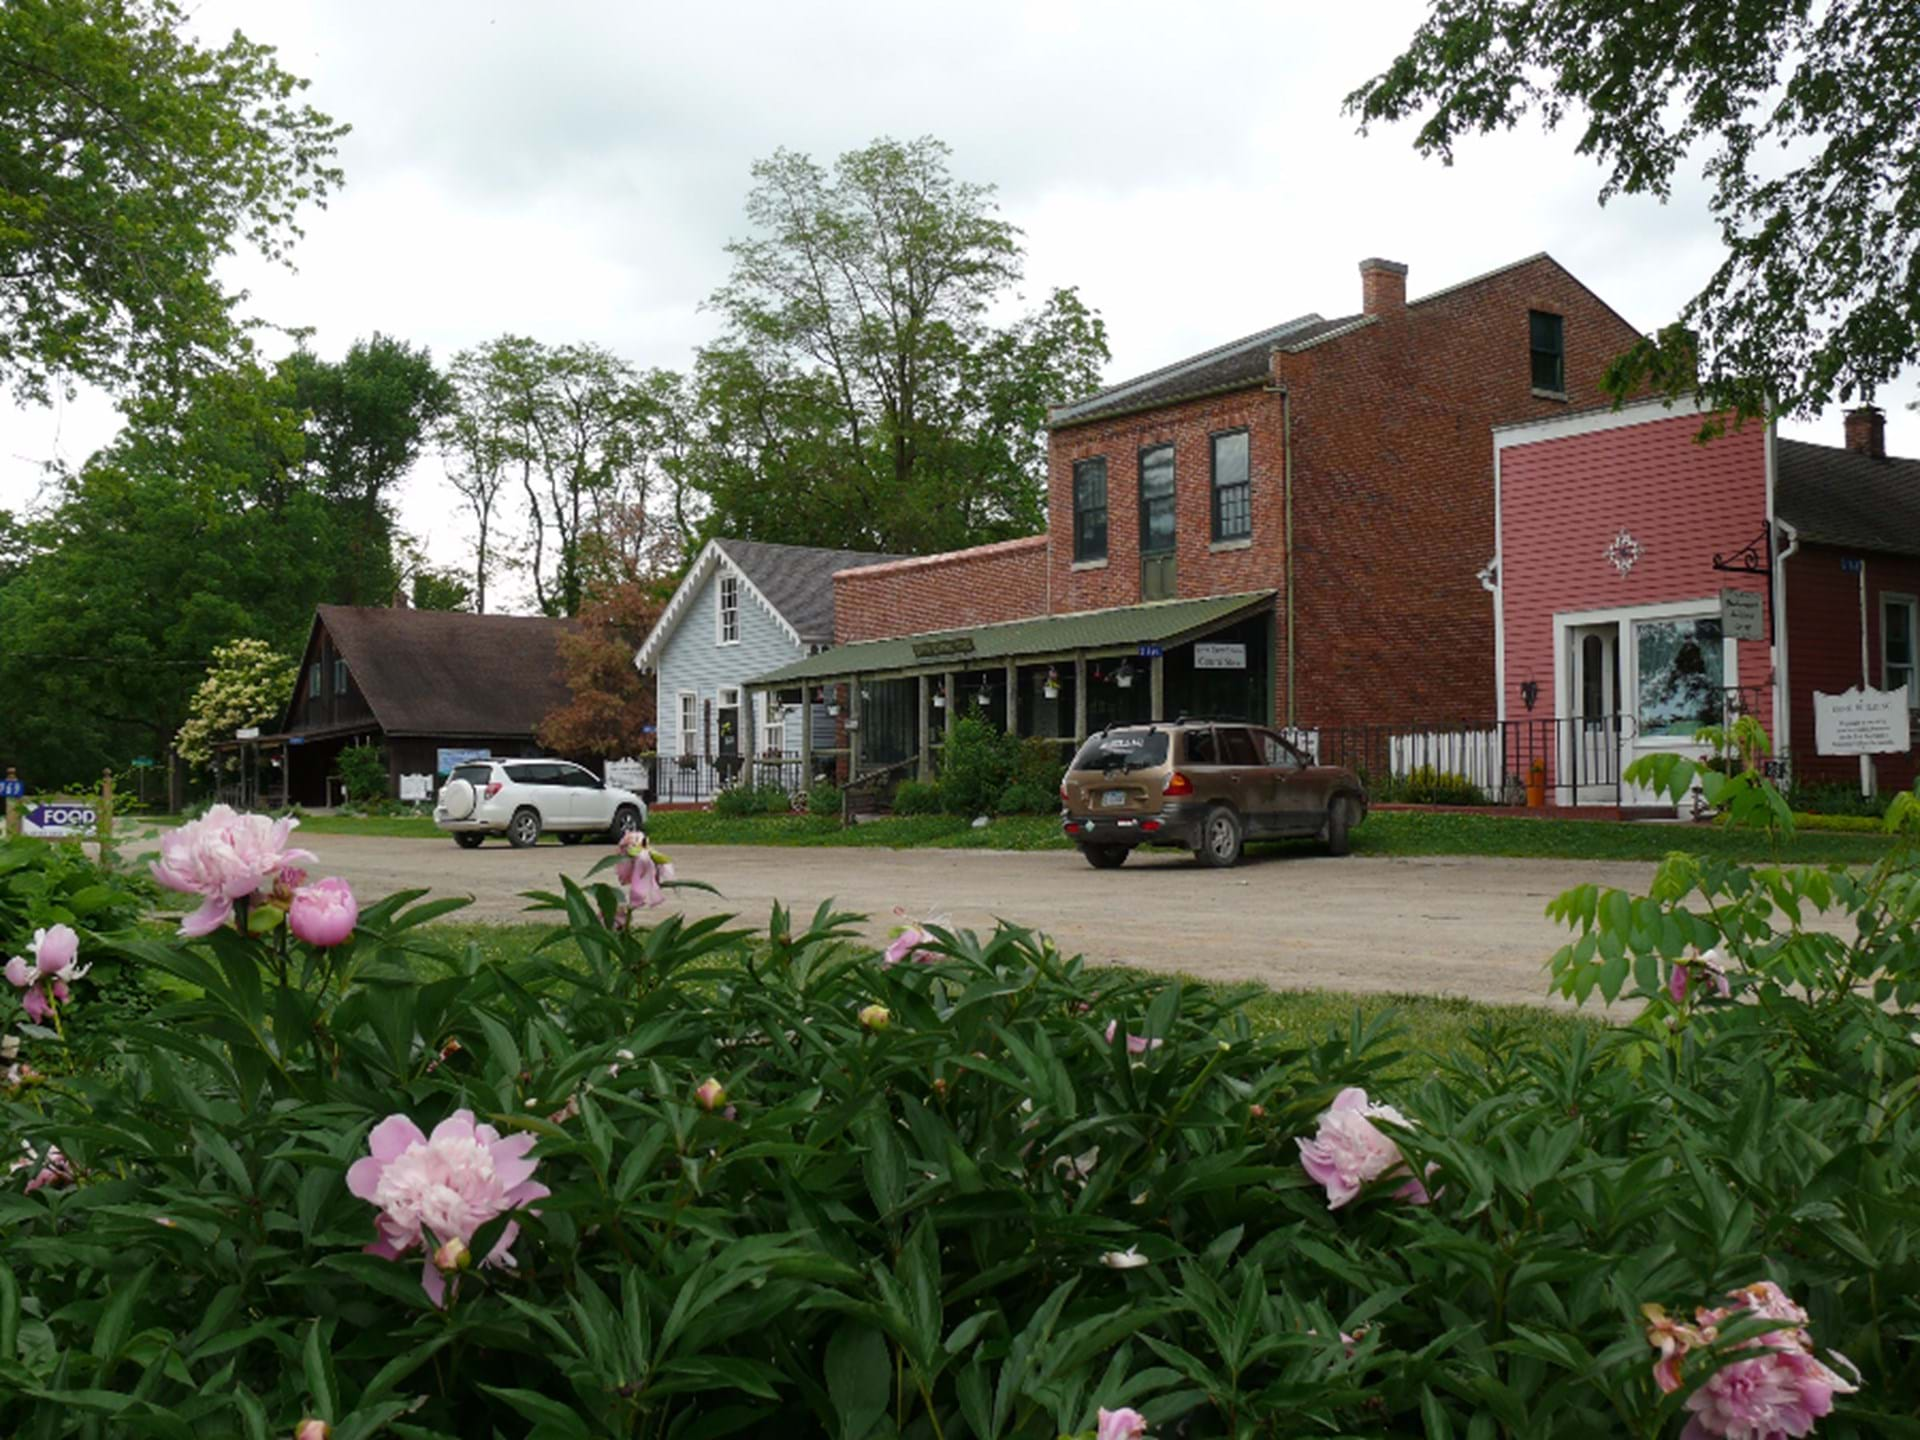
[1813,687,1911,756]
[1194,642,1247,670]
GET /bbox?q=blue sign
[1841,557,1864,573]
[0,779,22,799]
[437,746,491,776]
[288,736,307,746]
[1137,644,1164,659]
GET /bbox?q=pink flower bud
[1097,1408,1149,1440]
[289,876,358,948]
[432,1236,471,1273]
[295,1420,331,1440]
[858,1004,891,1031]
[695,1077,726,1111]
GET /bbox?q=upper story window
[1072,457,1108,562]
[717,573,740,644]
[1211,430,1251,541]
[333,658,348,695]
[1885,594,1918,705]
[308,662,321,703]
[1139,445,1176,555]
[1529,310,1566,394]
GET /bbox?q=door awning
[748,590,1276,687]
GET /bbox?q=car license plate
[1102,789,1126,807]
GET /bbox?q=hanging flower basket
[1115,662,1136,690]
[1042,666,1060,700]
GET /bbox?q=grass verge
[117,807,1899,864]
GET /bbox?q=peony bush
[0,775,1916,1436]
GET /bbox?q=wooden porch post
[799,686,814,786]
[1073,655,1088,739]
[1004,659,1018,736]
[849,677,863,778]
[943,671,957,745]
[917,674,932,781]
[1150,655,1166,722]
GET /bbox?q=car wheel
[507,807,542,849]
[608,805,641,842]
[557,831,584,846]
[1081,843,1128,870]
[1326,797,1354,857]
[453,832,484,850]
[1196,806,1244,868]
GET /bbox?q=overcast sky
[6,0,1913,608]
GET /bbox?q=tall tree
[0,0,347,402]
[440,339,528,613]
[692,136,1108,553]
[1348,0,1920,423]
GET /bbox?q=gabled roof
[1777,439,1920,559]
[748,590,1276,686]
[287,605,575,737]
[634,537,907,672]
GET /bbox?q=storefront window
[1635,616,1724,738]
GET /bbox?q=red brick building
[1493,399,1917,804]
[749,253,1653,776]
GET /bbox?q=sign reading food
[1813,686,1911,757]
[23,802,97,838]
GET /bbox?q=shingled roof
[1776,439,1920,559]
[714,538,908,643]
[290,605,575,737]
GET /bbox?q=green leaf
[825,1323,890,1440]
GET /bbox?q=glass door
[1139,444,1176,601]
[1568,624,1620,802]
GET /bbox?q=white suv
[434,759,647,849]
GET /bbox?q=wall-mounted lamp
[1519,678,1540,712]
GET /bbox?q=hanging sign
[605,758,648,791]
[911,636,975,659]
[1193,642,1247,670]
[1719,588,1765,642]
[1813,687,1911,757]
[1136,644,1164,659]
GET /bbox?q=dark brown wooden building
[265,604,575,806]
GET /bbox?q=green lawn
[424,922,1599,1084]
[117,806,1900,864]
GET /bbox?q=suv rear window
[449,763,494,787]
[1072,729,1169,772]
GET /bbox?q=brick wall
[1045,255,1647,731]
[833,535,1049,644]
[1784,541,1920,794]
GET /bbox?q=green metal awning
[748,590,1276,687]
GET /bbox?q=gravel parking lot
[298,832,1686,1007]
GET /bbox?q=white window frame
[760,695,786,756]
[716,572,740,646]
[1884,592,1919,707]
[676,691,698,757]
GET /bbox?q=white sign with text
[1193,642,1247,670]
[605,758,648,792]
[1719,588,1766,642]
[1813,686,1912,757]
[398,773,433,802]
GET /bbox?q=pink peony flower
[1670,948,1733,1004]
[615,833,673,910]
[289,876,358,947]
[1645,1281,1857,1438]
[12,1142,73,1193]
[151,805,315,937]
[1097,1408,1149,1440]
[345,1109,548,1307]
[7,926,86,1023]
[1103,1020,1162,1055]
[1296,1087,1432,1210]
[883,926,940,965]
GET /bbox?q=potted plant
[933,682,947,709]
[1115,660,1135,690]
[1042,666,1060,700]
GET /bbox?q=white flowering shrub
[174,637,297,767]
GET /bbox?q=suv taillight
[1163,772,1193,797]
[1059,780,1069,803]
[484,781,503,799]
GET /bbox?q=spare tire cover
[440,778,477,819]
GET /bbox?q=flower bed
[2,769,1918,1436]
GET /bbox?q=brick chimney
[1843,405,1886,459]
[1359,257,1408,315]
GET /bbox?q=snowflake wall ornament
[1605,529,1641,577]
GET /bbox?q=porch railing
[1278,715,1637,805]
[643,754,823,805]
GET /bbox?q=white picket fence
[1279,726,1507,792]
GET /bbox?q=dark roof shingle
[1776,439,1920,559]
[299,605,576,737]
[715,538,906,642]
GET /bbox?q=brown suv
[1059,719,1367,868]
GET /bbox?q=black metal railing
[643,754,823,805]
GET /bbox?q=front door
[1567,625,1621,803]
[716,687,742,783]
[1139,444,1176,601]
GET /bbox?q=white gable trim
[633,540,806,672]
